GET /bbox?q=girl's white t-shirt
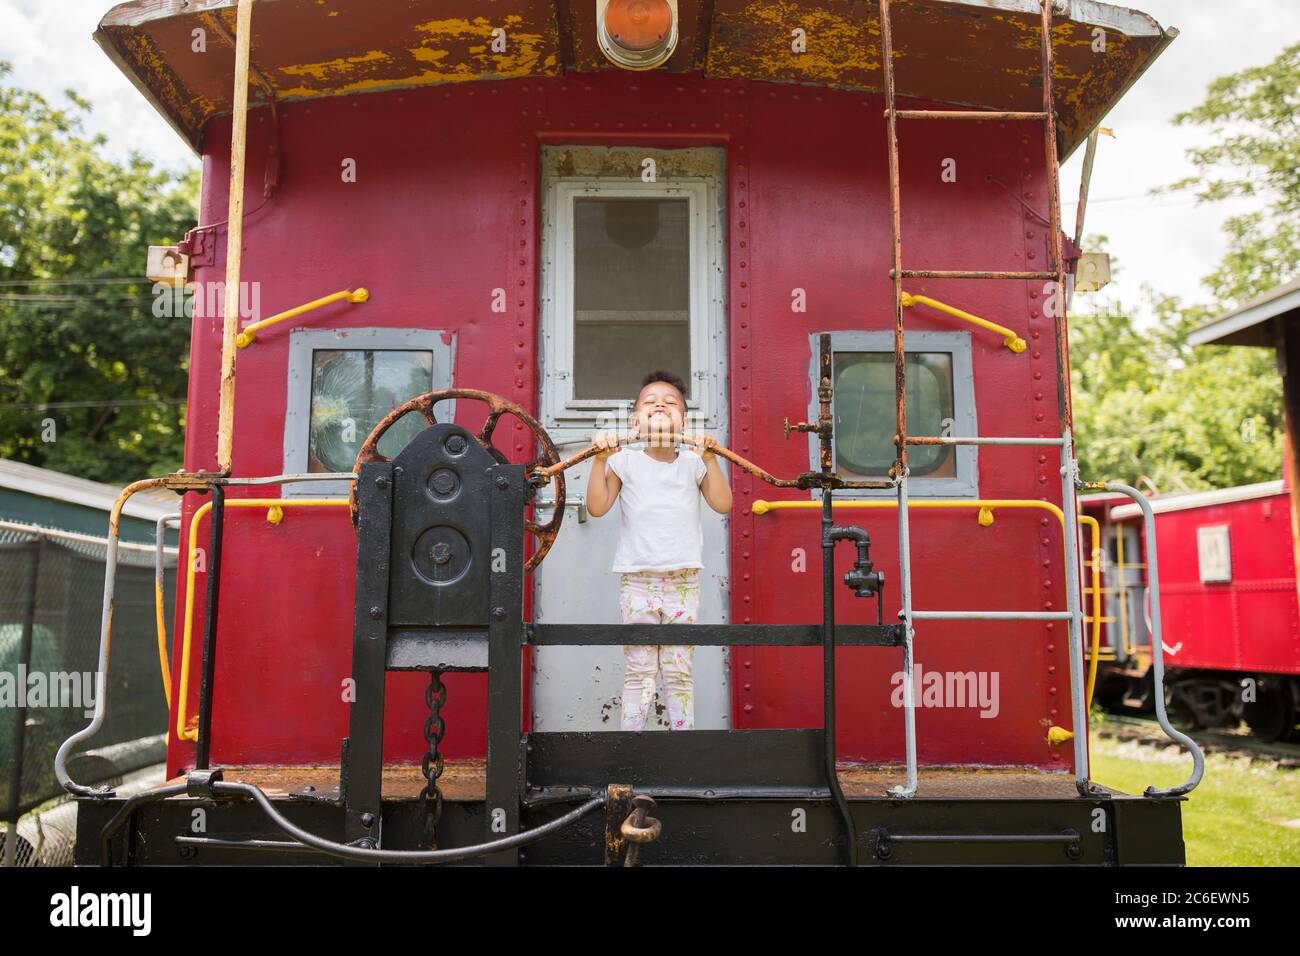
[604,446,708,572]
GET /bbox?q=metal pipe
[892,110,1049,122]
[906,436,1068,447]
[889,472,918,798]
[911,611,1073,621]
[235,288,369,348]
[216,0,255,472]
[1102,482,1205,797]
[0,519,176,554]
[537,430,892,490]
[901,292,1026,353]
[897,269,1058,281]
[177,497,350,742]
[55,474,215,797]
[195,485,224,769]
[879,0,907,476]
[154,514,180,708]
[221,472,357,486]
[1078,514,1103,708]
[1073,129,1100,248]
[1039,0,1074,433]
[3,539,40,867]
[1058,434,1098,795]
[216,782,603,864]
[754,496,1065,523]
[820,492,858,865]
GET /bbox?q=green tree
[0,62,198,483]
[1165,42,1300,304]
[1071,43,1298,490]
[1070,277,1283,491]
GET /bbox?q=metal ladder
[878,0,1096,797]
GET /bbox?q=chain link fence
[1,524,176,864]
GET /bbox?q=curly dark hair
[638,369,688,402]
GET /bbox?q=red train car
[1085,281,1300,742]
[58,0,1197,866]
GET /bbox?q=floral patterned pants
[619,567,700,731]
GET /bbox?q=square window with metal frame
[810,331,979,498]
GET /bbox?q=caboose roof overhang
[95,0,1175,156]
[1188,277,1300,349]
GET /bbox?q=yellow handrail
[753,497,1103,731]
[176,498,350,742]
[234,288,369,348]
[1078,514,1102,710]
[901,292,1027,353]
[155,575,172,709]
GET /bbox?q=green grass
[1091,735,1300,866]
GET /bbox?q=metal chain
[420,671,447,832]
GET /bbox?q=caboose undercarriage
[70,388,1187,867]
[78,749,1184,866]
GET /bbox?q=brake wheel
[350,388,565,572]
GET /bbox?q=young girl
[586,370,733,731]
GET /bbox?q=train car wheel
[1242,677,1297,743]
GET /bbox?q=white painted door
[533,145,730,732]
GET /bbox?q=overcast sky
[1,0,1296,322]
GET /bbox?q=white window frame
[281,327,455,499]
[540,174,726,429]
[808,330,980,498]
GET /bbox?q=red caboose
[1085,279,1300,742]
[61,0,1197,865]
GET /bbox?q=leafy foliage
[0,62,198,482]
[1071,44,1298,491]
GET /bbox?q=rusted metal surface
[836,764,1114,799]
[95,0,1171,155]
[153,760,1102,801]
[894,109,1047,121]
[349,388,566,572]
[537,429,893,491]
[1039,0,1074,434]
[159,760,489,802]
[899,269,1057,280]
[881,0,907,474]
[603,783,632,865]
[216,0,253,475]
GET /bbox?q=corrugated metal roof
[0,459,180,522]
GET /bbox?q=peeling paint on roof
[94,0,1173,155]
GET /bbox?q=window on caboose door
[810,330,979,498]
[540,157,726,432]
[572,197,692,399]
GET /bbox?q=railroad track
[1095,713,1300,769]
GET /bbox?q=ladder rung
[911,611,1074,621]
[905,436,1067,448]
[888,109,1050,122]
[896,269,1058,280]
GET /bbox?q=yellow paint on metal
[279,49,393,84]
[902,292,1026,353]
[235,288,368,348]
[177,498,349,743]
[1046,725,1073,745]
[155,577,172,709]
[707,1,881,83]
[755,496,1107,730]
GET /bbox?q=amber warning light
[598,0,679,69]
